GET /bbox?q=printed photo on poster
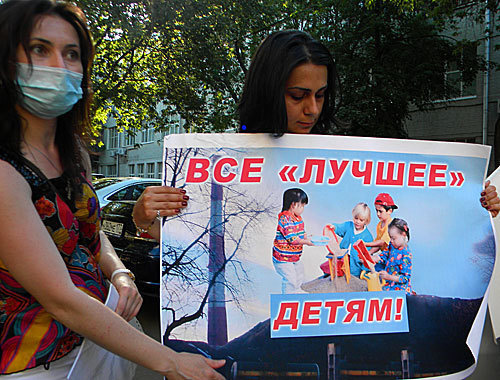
[160,133,494,379]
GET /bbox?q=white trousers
[273,259,304,294]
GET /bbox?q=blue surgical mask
[16,63,83,119]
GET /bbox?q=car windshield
[93,178,124,190]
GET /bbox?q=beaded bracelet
[132,216,155,236]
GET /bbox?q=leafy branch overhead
[76,0,491,140]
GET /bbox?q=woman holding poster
[133,29,499,242]
[237,29,500,211]
[152,28,500,379]
[0,0,224,379]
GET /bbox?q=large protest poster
[160,133,494,379]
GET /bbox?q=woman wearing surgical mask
[0,1,225,379]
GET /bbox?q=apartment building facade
[405,6,500,172]
[96,115,184,179]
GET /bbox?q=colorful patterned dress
[0,148,108,374]
[378,243,412,294]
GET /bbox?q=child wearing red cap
[365,193,398,257]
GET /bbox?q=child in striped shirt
[273,188,314,293]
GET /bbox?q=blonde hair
[352,202,371,224]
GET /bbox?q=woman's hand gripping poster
[159,133,494,380]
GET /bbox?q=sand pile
[301,275,368,293]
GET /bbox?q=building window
[107,164,117,177]
[128,164,135,176]
[147,163,155,178]
[444,61,476,99]
[124,133,135,147]
[137,163,144,177]
[169,124,181,135]
[434,42,478,101]
[141,127,154,143]
[157,161,163,179]
[108,128,118,149]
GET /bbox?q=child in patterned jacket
[373,218,413,294]
[273,188,314,293]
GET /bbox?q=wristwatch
[110,268,136,282]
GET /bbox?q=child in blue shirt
[320,203,374,277]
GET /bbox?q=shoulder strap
[0,147,47,189]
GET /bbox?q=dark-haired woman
[131,31,344,231]
[238,30,340,135]
[237,29,500,215]
[133,29,499,242]
[0,0,224,378]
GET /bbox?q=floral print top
[378,243,412,294]
[0,148,108,374]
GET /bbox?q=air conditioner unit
[116,147,126,155]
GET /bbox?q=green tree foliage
[289,0,483,137]
[76,0,485,139]
[75,1,161,142]
[76,0,283,138]
[148,0,285,132]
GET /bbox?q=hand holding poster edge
[486,167,500,344]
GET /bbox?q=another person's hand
[133,186,188,226]
[378,270,389,280]
[481,180,500,218]
[367,262,376,273]
[112,273,142,321]
[379,270,398,282]
[164,352,225,380]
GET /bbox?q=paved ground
[468,311,500,379]
[134,298,500,379]
[134,296,162,380]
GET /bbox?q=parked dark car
[100,200,160,298]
